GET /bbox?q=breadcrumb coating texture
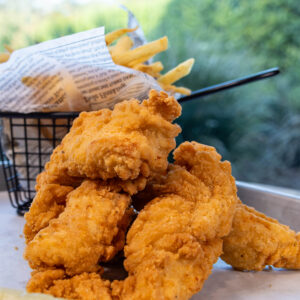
[222,202,300,271]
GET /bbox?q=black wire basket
[0,111,79,215]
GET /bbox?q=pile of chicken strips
[23,90,300,300]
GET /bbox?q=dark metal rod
[178,67,280,103]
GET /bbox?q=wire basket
[0,112,79,215]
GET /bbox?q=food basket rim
[0,111,80,118]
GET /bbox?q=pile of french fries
[0,27,194,95]
[106,27,194,95]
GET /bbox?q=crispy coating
[172,142,237,239]
[113,236,223,300]
[36,163,83,191]
[44,90,181,182]
[222,202,300,271]
[24,180,132,275]
[37,166,147,196]
[35,90,180,198]
[27,269,111,300]
[111,175,147,196]
[24,184,73,243]
[30,164,146,247]
[112,142,238,300]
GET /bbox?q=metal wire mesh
[0,112,79,215]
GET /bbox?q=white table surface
[0,192,31,290]
[0,191,300,299]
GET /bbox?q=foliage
[0,0,172,51]
[154,0,300,188]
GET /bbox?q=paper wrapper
[0,27,161,113]
[0,25,162,189]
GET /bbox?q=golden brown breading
[27,269,66,295]
[30,169,145,247]
[46,90,181,181]
[35,167,83,191]
[222,202,300,271]
[24,180,132,276]
[168,142,237,239]
[112,142,238,300]
[35,144,85,192]
[24,184,73,243]
[113,236,223,300]
[112,196,224,300]
[37,166,147,196]
[111,176,147,196]
[27,269,112,300]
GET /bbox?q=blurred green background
[1,0,299,189]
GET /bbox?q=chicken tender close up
[222,202,300,271]
[35,152,84,191]
[24,180,132,276]
[24,183,73,243]
[112,142,238,300]
[27,269,112,300]
[37,162,148,197]
[41,90,181,183]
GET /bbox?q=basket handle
[178,67,280,103]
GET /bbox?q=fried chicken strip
[28,158,146,245]
[24,180,132,275]
[27,269,111,300]
[27,170,145,246]
[24,183,73,243]
[41,90,181,183]
[30,158,146,245]
[112,142,238,300]
[222,202,300,271]
[35,155,84,191]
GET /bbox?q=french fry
[133,62,164,78]
[157,58,195,85]
[0,53,10,63]
[173,86,191,95]
[105,27,138,46]
[126,53,155,68]
[4,45,14,53]
[162,84,192,95]
[110,36,133,58]
[113,36,168,67]
[136,61,164,73]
